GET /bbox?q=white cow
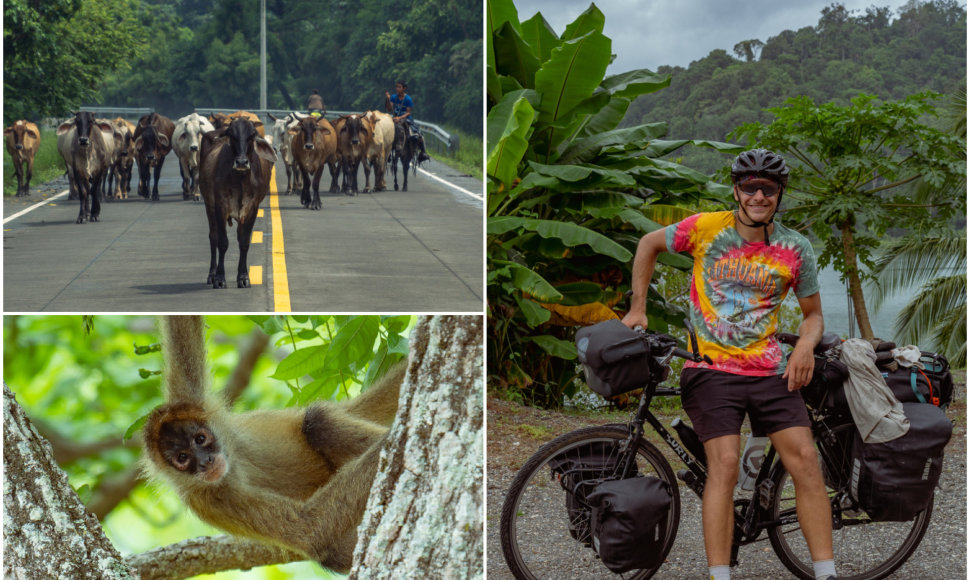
[268,111,307,194]
[363,110,395,192]
[173,113,216,201]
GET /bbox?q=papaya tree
[487,0,742,405]
[731,92,966,340]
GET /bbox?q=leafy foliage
[88,0,482,134]
[487,0,742,405]
[730,92,966,339]
[3,0,145,123]
[624,0,967,175]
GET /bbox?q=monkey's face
[158,419,229,483]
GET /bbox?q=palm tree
[868,234,966,367]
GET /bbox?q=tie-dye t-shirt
[664,211,819,376]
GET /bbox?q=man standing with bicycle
[622,149,837,580]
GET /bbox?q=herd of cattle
[4,109,422,288]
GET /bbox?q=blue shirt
[389,94,414,119]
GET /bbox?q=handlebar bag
[575,320,650,397]
[880,351,954,409]
[586,475,671,573]
[849,402,952,521]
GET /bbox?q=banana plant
[487,0,743,404]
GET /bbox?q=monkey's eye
[176,453,190,466]
[195,434,206,445]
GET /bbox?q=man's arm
[782,292,824,391]
[621,228,669,330]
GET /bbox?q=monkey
[141,316,405,572]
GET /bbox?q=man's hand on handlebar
[621,311,648,331]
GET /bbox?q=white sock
[813,559,836,579]
[709,565,730,580]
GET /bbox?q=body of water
[815,266,909,341]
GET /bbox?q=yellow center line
[268,165,292,311]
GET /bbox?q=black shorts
[680,368,811,442]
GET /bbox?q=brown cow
[4,120,41,197]
[134,112,175,200]
[199,117,276,288]
[290,116,338,210]
[56,112,113,223]
[335,114,373,196]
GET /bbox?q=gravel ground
[486,372,966,579]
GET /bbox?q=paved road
[3,154,483,312]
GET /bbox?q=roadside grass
[4,128,64,197]
[432,125,482,180]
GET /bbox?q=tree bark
[350,315,484,579]
[840,218,875,339]
[3,384,137,580]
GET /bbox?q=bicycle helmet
[730,149,789,245]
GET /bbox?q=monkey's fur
[142,316,403,572]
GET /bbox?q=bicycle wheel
[766,424,933,580]
[500,425,681,580]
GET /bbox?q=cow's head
[74,111,97,148]
[298,117,320,150]
[342,115,370,146]
[4,121,36,150]
[227,118,275,172]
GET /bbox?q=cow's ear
[157,134,170,148]
[56,122,73,136]
[26,128,39,139]
[97,121,114,134]
[133,136,144,151]
[254,138,277,163]
[3,127,11,136]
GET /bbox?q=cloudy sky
[510,0,920,73]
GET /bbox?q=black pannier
[549,439,635,543]
[586,476,672,573]
[575,319,650,397]
[850,402,952,522]
[881,351,954,408]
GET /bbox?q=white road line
[417,167,484,201]
[3,190,71,225]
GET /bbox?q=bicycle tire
[500,425,681,580]
[766,424,933,580]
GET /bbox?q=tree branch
[222,328,271,406]
[126,536,305,580]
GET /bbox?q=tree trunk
[3,384,137,580]
[840,218,875,339]
[350,315,484,579]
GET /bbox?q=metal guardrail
[196,108,459,154]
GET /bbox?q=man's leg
[768,426,834,562]
[701,434,741,570]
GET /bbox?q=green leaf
[487,0,521,35]
[561,4,605,40]
[520,12,560,64]
[534,30,611,126]
[488,217,632,262]
[328,317,380,368]
[554,282,604,306]
[491,259,563,301]
[487,93,537,188]
[523,334,578,359]
[576,97,630,138]
[271,345,329,380]
[381,315,413,334]
[558,122,668,164]
[599,69,671,99]
[515,293,552,326]
[124,413,150,442]
[493,22,541,89]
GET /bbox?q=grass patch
[431,125,482,180]
[4,128,65,197]
[517,424,553,440]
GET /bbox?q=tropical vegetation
[487,0,742,405]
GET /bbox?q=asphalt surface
[3,154,483,313]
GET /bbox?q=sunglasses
[737,178,781,197]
